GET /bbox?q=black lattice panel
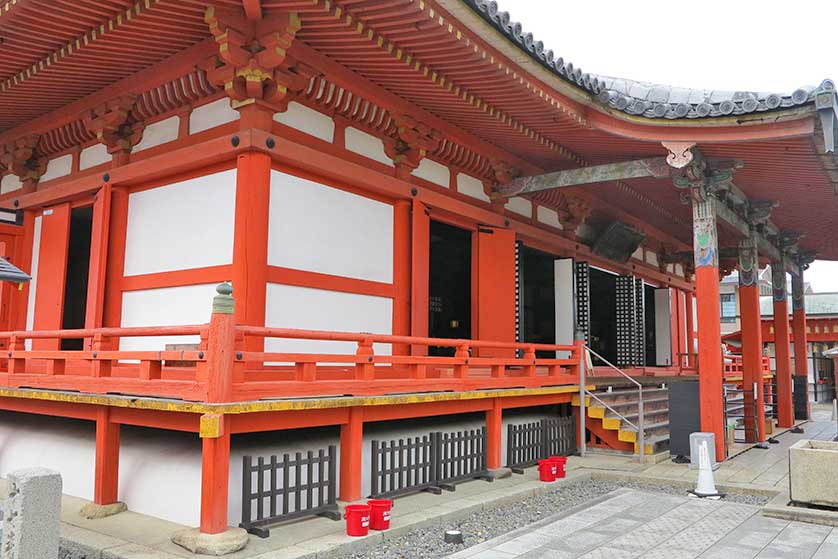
[574,261,590,344]
[633,277,645,366]
[615,276,635,367]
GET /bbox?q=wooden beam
[242,0,262,20]
[495,157,670,196]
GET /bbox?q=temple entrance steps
[572,385,670,457]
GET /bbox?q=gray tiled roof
[0,257,29,283]
[466,0,832,120]
[760,293,838,317]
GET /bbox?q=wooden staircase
[572,386,670,456]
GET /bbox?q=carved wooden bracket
[0,135,47,185]
[384,114,441,179]
[555,192,591,232]
[81,94,144,155]
[201,7,313,111]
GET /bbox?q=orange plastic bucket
[549,456,567,479]
[367,499,393,530]
[343,504,371,536]
[538,459,557,482]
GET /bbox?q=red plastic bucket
[367,499,393,530]
[550,456,567,479]
[343,504,371,537]
[538,459,557,482]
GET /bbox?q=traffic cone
[689,440,725,500]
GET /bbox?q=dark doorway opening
[589,267,617,364]
[61,206,93,350]
[521,247,555,358]
[644,284,657,365]
[428,220,471,355]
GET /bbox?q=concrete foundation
[1,467,62,559]
[789,439,838,507]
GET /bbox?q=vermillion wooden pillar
[691,194,725,461]
[410,200,430,355]
[392,199,412,355]
[93,406,120,506]
[200,414,230,534]
[772,263,794,428]
[791,271,810,420]
[233,150,271,350]
[340,407,364,502]
[85,185,112,329]
[102,186,129,328]
[738,237,765,442]
[486,398,503,470]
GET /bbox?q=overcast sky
[505,0,838,292]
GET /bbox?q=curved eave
[440,0,820,143]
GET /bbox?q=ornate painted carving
[557,193,591,232]
[791,273,805,312]
[0,135,46,184]
[738,237,759,287]
[383,115,441,179]
[490,160,519,185]
[662,141,696,169]
[692,196,718,268]
[81,94,144,155]
[201,7,311,110]
[771,261,787,302]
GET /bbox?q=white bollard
[832,398,837,422]
[689,440,724,500]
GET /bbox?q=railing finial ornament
[212,282,235,315]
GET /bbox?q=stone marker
[789,439,838,507]
[1,467,62,559]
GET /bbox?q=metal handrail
[582,345,646,464]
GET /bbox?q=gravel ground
[335,478,770,559]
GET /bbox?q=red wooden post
[392,199,411,356]
[8,334,25,374]
[523,345,536,376]
[738,237,765,442]
[92,332,113,378]
[339,406,364,502]
[202,283,237,403]
[791,271,811,420]
[691,192,725,462]
[199,413,230,535]
[485,398,503,470]
[772,264,794,428]
[93,406,120,506]
[354,338,374,381]
[454,343,470,379]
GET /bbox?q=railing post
[202,283,237,403]
[454,344,469,379]
[91,332,113,378]
[523,345,536,376]
[574,331,586,458]
[8,334,25,374]
[354,338,375,381]
[638,383,645,464]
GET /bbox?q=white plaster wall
[505,197,532,218]
[119,283,217,352]
[0,174,21,194]
[645,251,659,267]
[412,158,449,188]
[274,102,335,143]
[537,205,562,229]
[79,144,110,171]
[39,154,72,182]
[134,116,179,152]
[675,263,684,277]
[189,98,239,135]
[632,247,644,261]
[345,128,393,166]
[123,170,236,276]
[0,210,15,222]
[456,173,490,202]
[24,216,42,350]
[268,170,393,283]
[0,407,559,527]
[265,283,393,355]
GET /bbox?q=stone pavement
[449,489,838,558]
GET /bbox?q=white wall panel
[268,170,393,283]
[189,98,239,135]
[1,174,21,194]
[412,158,449,187]
[537,205,562,229]
[505,197,532,217]
[124,170,236,276]
[274,102,334,143]
[119,284,217,352]
[456,173,490,202]
[265,283,392,355]
[345,127,393,166]
[133,116,179,152]
[79,144,110,170]
[40,154,72,182]
[645,251,659,267]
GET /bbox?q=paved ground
[449,489,838,559]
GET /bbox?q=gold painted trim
[0,385,594,416]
